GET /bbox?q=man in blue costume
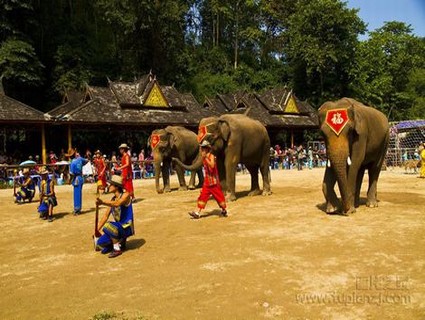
[66,147,88,215]
[95,175,135,258]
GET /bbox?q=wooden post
[291,130,294,148]
[67,125,72,149]
[41,124,47,164]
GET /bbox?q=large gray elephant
[150,126,203,194]
[318,98,389,215]
[173,114,271,201]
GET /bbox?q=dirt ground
[0,167,424,320]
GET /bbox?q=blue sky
[346,0,425,38]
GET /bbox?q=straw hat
[108,175,124,188]
[95,150,102,155]
[22,168,30,175]
[65,147,76,157]
[38,166,49,175]
[118,143,129,150]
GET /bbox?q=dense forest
[1,0,424,121]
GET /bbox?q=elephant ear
[347,101,364,135]
[165,131,181,150]
[218,120,231,141]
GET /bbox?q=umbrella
[19,160,36,166]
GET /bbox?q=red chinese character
[151,134,160,149]
[325,109,349,136]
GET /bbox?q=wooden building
[46,73,213,153]
[203,87,318,146]
[1,72,319,161]
[0,82,50,163]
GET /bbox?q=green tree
[284,0,366,105]
[351,22,425,120]
[0,1,44,100]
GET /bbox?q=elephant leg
[355,167,366,208]
[188,170,196,189]
[217,158,227,194]
[366,164,381,207]
[246,165,261,196]
[162,162,171,193]
[175,164,188,191]
[224,158,237,201]
[322,167,339,213]
[260,161,272,196]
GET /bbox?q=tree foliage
[0,0,423,120]
[350,21,425,120]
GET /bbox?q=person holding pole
[95,175,135,258]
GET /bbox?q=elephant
[149,126,203,194]
[173,114,272,201]
[318,98,389,215]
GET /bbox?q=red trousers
[197,184,226,210]
[123,176,134,196]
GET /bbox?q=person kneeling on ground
[188,140,227,219]
[38,167,57,222]
[15,168,35,203]
[95,175,135,258]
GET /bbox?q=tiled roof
[45,73,318,129]
[203,88,318,128]
[0,91,48,123]
[46,76,212,126]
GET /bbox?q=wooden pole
[41,124,47,164]
[291,130,294,148]
[67,125,72,149]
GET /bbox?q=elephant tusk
[347,157,352,166]
[327,159,331,168]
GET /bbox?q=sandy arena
[0,167,424,319]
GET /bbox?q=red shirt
[203,153,219,186]
[94,157,106,177]
[121,153,132,179]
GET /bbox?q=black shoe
[221,209,228,217]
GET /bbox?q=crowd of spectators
[0,148,156,187]
[269,143,327,170]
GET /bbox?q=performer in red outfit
[117,143,134,199]
[189,140,227,219]
[94,150,107,196]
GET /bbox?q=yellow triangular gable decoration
[145,83,168,107]
[284,95,299,113]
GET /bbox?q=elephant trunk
[154,159,162,193]
[173,149,203,171]
[327,144,352,213]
